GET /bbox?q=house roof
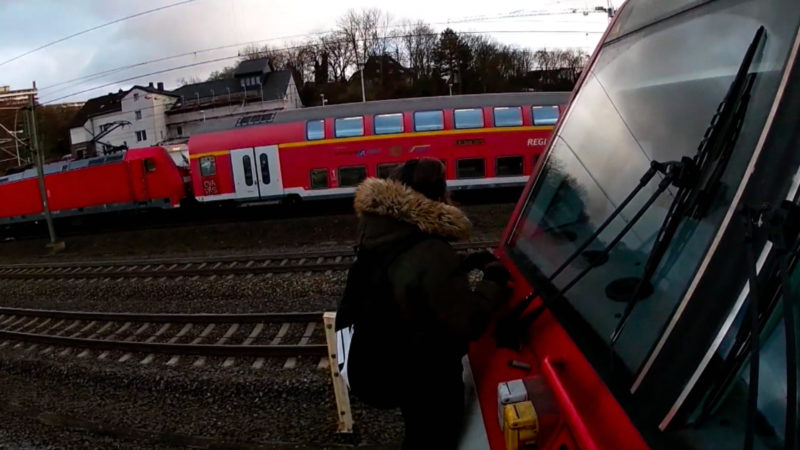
[234,57,271,77]
[68,91,124,129]
[68,84,177,129]
[168,70,294,112]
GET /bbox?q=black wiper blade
[609,25,765,345]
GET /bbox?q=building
[166,58,302,139]
[68,83,178,158]
[67,58,302,158]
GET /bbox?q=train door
[230,148,260,200]
[254,145,283,198]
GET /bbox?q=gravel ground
[0,203,516,264]
[0,272,346,314]
[0,200,515,448]
[0,352,403,449]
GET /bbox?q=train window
[377,163,401,179]
[0,177,7,184]
[310,169,328,189]
[242,155,253,186]
[496,156,524,176]
[532,106,559,126]
[143,158,156,173]
[414,110,444,132]
[335,116,364,138]
[494,107,523,127]
[199,156,216,177]
[454,108,484,129]
[338,166,367,187]
[259,154,270,184]
[306,120,324,140]
[374,113,404,135]
[456,158,485,179]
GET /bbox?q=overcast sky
[0,0,611,104]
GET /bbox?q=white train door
[254,145,283,199]
[230,148,260,200]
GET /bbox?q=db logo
[527,138,547,147]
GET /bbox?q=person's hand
[461,250,498,271]
[482,261,510,286]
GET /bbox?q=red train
[0,92,568,225]
[0,147,187,224]
[465,0,800,449]
[187,92,568,203]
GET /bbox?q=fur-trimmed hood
[354,177,471,241]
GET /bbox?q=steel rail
[0,330,327,356]
[0,307,322,323]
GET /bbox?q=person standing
[338,157,510,449]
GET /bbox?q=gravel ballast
[0,200,516,448]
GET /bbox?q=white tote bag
[336,324,355,389]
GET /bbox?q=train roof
[269,91,570,124]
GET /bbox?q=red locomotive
[0,92,568,225]
[465,0,800,449]
[0,146,187,225]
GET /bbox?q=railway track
[0,307,327,369]
[0,240,497,281]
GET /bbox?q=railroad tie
[99,322,132,360]
[223,322,263,368]
[78,321,115,358]
[168,323,215,366]
[194,323,238,367]
[118,323,151,363]
[283,322,316,369]
[58,321,97,356]
[140,323,172,364]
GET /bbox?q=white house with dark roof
[68,58,302,158]
[68,83,178,158]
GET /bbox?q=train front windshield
[507,0,800,446]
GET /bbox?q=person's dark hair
[391,158,447,202]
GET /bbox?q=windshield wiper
[496,26,766,351]
[609,25,765,344]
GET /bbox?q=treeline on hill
[195,9,588,106]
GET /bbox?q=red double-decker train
[462,0,800,449]
[0,92,568,226]
[186,92,568,204]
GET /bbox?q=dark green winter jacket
[353,177,508,359]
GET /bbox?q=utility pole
[358,60,366,103]
[26,82,62,251]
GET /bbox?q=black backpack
[335,232,428,409]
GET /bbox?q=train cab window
[454,108,484,129]
[335,116,364,138]
[310,169,328,189]
[377,163,401,179]
[242,155,253,186]
[456,158,485,179]
[199,156,216,177]
[414,110,444,132]
[374,113,404,134]
[532,106,560,126]
[143,158,156,173]
[259,154,270,184]
[494,107,523,127]
[338,166,367,187]
[496,156,524,176]
[306,120,324,140]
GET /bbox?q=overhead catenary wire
[0,0,201,68]
[37,7,607,96]
[41,29,601,105]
